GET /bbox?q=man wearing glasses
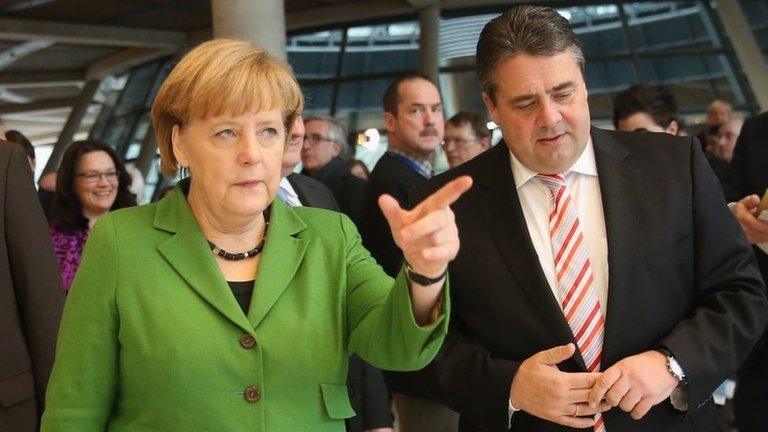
[301,115,366,226]
[442,111,491,169]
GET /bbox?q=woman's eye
[261,127,279,137]
[216,128,236,138]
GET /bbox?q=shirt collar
[278,177,300,202]
[509,136,597,190]
[387,148,433,178]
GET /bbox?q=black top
[227,280,255,313]
[303,157,366,227]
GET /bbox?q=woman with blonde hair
[42,38,470,431]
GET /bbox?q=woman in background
[49,140,135,291]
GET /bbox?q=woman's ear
[171,124,189,168]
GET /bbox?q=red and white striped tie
[537,173,606,432]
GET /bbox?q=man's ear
[171,124,189,167]
[666,120,680,136]
[384,111,397,135]
[480,137,491,150]
[332,141,343,157]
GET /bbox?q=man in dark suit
[361,73,462,431]
[398,6,768,432]
[725,111,768,432]
[300,115,366,226]
[0,140,64,431]
[281,116,393,432]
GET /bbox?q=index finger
[564,372,603,390]
[588,367,621,407]
[417,176,473,214]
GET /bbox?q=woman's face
[172,108,285,220]
[74,150,118,217]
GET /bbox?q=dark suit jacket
[303,158,366,227]
[287,172,394,432]
[361,152,429,277]
[397,128,768,432]
[0,141,64,431]
[727,111,768,432]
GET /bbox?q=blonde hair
[151,38,304,177]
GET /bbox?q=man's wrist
[654,348,687,386]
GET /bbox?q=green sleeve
[41,216,120,431]
[342,214,450,371]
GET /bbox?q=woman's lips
[235,180,262,189]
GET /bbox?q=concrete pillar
[716,0,768,111]
[44,79,100,173]
[211,0,287,60]
[418,3,440,83]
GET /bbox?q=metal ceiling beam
[0,71,85,87]
[0,97,78,114]
[285,0,413,31]
[86,47,175,80]
[0,17,186,48]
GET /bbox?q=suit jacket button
[240,334,256,349]
[244,386,261,403]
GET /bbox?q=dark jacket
[0,140,64,431]
[361,152,429,277]
[304,158,366,227]
[728,111,768,432]
[393,128,768,431]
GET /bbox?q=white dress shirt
[510,137,609,316]
[278,177,303,207]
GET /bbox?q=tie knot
[536,173,566,192]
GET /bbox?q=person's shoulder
[594,127,693,158]
[100,201,158,230]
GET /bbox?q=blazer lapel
[154,186,254,334]
[471,144,579,358]
[591,128,641,366]
[249,198,308,328]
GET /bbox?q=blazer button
[239,334,256,349]
[244,385,261,403]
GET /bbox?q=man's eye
[554,92,572,102]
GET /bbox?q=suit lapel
[249,198,308,328]
[470,144,579,357]
[591,128,641,366]
[154,186,254,334]
[288,174,312,207]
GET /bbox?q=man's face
[384,78,444,159]
[301,119,341,173]
[617,111,678,135]
[443,122,490,168]
[707,102,731,127]
[282,115,304,177]
[713,120,742,162]
[483,51,591,174]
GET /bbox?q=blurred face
[301,119,341,173]
[385,78,444,159]
[172,108,285,221]
[282,115,304,177]
[443,122,490,168]
[75,150,118,217]
[713,120,742,162]
[707,102,731,126]
[483,52,591,174]
[349,163,369,180]
[617,111,678,135]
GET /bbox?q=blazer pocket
[0,370,35,408]
[320,383,356,420]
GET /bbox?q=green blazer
[42,185,449,432]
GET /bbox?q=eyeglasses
[77,170,119,183]
[303,134,336,146]
[441,138,479,148]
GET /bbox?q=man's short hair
[612,84,679,129]
[446,111,490,140]
[476,5,584,102]
[382,73,437,116]
[303,114,350,160]
[5,129,34,160]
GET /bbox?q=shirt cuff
[508,399,520,427]
[670,386,689,411]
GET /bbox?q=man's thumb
[537,343,576,366]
